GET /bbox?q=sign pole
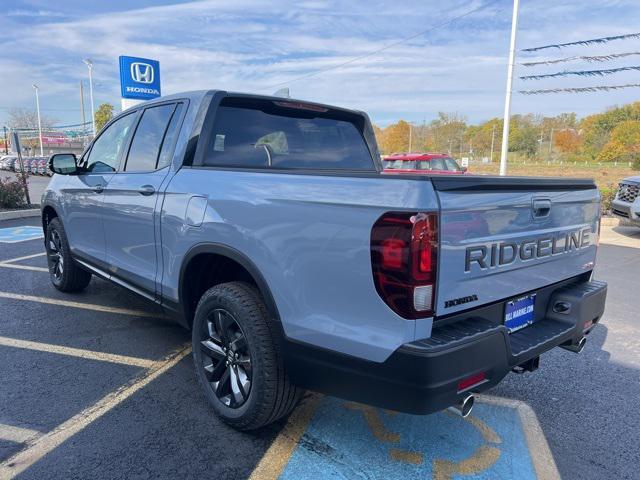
[11,132,31,206]
[499,0,520,176]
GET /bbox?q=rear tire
[45,217,92,292]
[192,281,301,430]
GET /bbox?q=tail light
[371,212,438,319]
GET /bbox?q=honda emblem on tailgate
[131,62,154,84]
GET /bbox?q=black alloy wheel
[47,228,64,281]
[200,308,252,408]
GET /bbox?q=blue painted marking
[0,226,44,243]
[279,396,536,479]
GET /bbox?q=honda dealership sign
[119,56,161,100]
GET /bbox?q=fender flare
[177,242,282,328]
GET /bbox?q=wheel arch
[41,204,59,233]
[177,243,282,332]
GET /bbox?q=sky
[1,0,640,128]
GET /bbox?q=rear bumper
[284,278,607,414]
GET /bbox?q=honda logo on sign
[131,62,154,84]
[119,56,161,100]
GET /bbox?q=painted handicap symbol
[274,395,542,480]
[0,226,44,243]
[345,403,502,479]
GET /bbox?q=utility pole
[80,80,86,137]
[408,124,412,152]
[499,0,520,176]
[32,84,44,156]
[83,59,96,137]
[538,128,544,157]
[548,127,554,159]
[490,124,496,163]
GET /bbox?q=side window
[445,157,462,172]
[157,103,184,170]
[84,113,137,173]
[125,104,177,172]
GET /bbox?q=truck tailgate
[431,176,600,316]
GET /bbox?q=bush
[0,177,27,209]
[599,182,617,215]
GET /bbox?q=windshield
[383,157,462,171]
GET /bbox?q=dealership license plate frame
[504,293,537,333]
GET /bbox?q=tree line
[373,101,640,169]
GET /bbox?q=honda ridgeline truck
[42,91,607,429]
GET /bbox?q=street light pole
[499,0,520,176]
[490,123,496,163]
[32,84,43,156]
[83,59,96,137]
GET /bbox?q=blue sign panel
[119,56,161,100]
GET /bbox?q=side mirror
[49,153,78,175]
[461,166,468,173]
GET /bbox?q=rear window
[203,98,375,170]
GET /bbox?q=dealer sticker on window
[504,293,536,333]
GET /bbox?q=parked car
[611,176,640,227]
[6,157,18,172]
[38,157,49,175]
[41,90,607,430]
[382,153,467,175]
[0,156,16,170]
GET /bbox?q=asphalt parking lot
[0,216,638,480]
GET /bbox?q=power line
[519,83,640,95]
[522,32,640,52]
[260,0,503,91]
[521,51,640,67]
[520,65,640,80]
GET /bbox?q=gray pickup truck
[612,176,640,227]
[42,90,607,430]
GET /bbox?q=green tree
[94,103,114,132]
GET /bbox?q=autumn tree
[597,120,640,166]
[554,129,581,155]
[379,120,411,154]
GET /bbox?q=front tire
[192,282,301,430]
[45,217,92,292]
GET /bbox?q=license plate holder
[504,293,536,333]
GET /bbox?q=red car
[382,153,466,175]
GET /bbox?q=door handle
[138,185,156,196]
[92,184,104,193]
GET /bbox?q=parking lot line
[0,424,40,444]
[248,394,322,480]
[480,395,560,480]
[0,291,160,318]
[0,252,46,264]
[0,336,156,369]
[0,346,191,479]
[0,263,48,273]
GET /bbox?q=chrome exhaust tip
[561,336,586,354]
[448,394,475,418]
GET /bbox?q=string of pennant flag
[519,83,640,95]
[519,32,640,95]
[520,51,640,67]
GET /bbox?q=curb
[0,208,40,222]
[600,217,620,226]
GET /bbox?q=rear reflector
[457,372,487,392]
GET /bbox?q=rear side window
[203,98,374,170]
[125,103,177,172]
